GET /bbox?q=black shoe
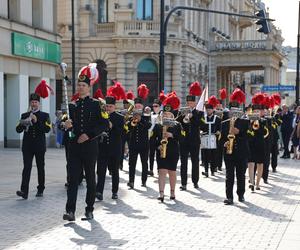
[249,185,255,192]
[96,192,103,201]
[157,196,164,202]
[180,185,186,191]
[83,211,94,220]
[112,193,118,199]
[263,180,269,184]
[35,191,43,197]
[64,183,69,187]
[63,212,75,221]
[119,165,123,170]
[238,196,245,202]
[141,183,147,187]
[109,171,112,176]
[218,167,222,171]
[202,172,208,177]
[16,190,28,199]
[211,171,215,176]
[272,168,277,173]
[148,170,154,176]
[194,183,199,189]
[127,182,134,189]
[224,199,234,205]
[256,187,261,190]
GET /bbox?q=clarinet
[59,62,75,138]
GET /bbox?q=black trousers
[180,144,200,186]
[216,141,224,169]
[120,135,129,168]
[271,142,279,170]
[66,141,97,213]
[149,140,156,171]
[97,155,120,194]
[65,141,84,184]
[282,131,292,157]
[263,145,271,181]
[224,158,247,200]
[202,148,217,173]
[20,149,45,195]
[129,147,149,184]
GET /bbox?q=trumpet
[177,107,192,123]
[20,112,34,132]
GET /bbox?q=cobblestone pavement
[0,148,300,250]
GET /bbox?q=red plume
[126,90,135,100]
[93,89,104,99]
[35,80,54,99]
[159,91,167,103]
[162,92,180,110]
[207,95,220,108]
[267,95,275,109]
[137,84,149,100]
[189,81,202,96]
[71,92,80,102]
[107,81,126,100]
[252,93,265,105]
[78,66,91,79]
[219,88,227,100]
[272,93,281,106]
[230,88,246,104]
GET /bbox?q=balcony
[96,20,180,38]
[239,11,253,29]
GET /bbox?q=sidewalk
[0,148,299,250]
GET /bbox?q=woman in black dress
[152,97,183,202]
[247,96,268,191]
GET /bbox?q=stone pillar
[172,55,182,100]
[6,75,29,148]
[116,53,126,85]
[0,72,4,147]
[264,66,271,85]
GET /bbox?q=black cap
[229,101,239,108]
[105,96,116,105]
[134,97,143,105]
[78,74,90,85]
[252,104,262,110]
[205,103,214,109]
[186,95,196,102]
[153,99,161,105]
[163,104,173,112]
[30,93,40,102]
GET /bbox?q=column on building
[0,72,4,147]
[172,54,182,100]
[6,75,29,147]
[116,52,126,86]
[264,66,271,85]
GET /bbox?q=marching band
[15,64,287,221]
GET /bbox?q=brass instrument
[247,109,260,131]
[226,117,236,155]
[177,107,192,123]
[215,109,223,119]
[160,125,168,158]
[252,120,260,130]
[20,112,34,132]
[130,109,143,127]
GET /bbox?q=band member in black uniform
[152,94,183,202]
[178,92,202,190]
[222,89,249,205]
[149,99,162,176]
[247,93,268,191]
[280,104,294,159]
[16,93,51,199]
[127,91,152,189]
[201,97,221,177]
[96,96,124,200]
[271,111,282,172]
[63,66,109,221]
[120,99,132,170]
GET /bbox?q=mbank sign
[11,32,61,64]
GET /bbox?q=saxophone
[160,125,168,159]
[226,117,236,155]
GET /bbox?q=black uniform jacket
[16,111,51,152]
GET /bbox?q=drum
[201,134,217,149]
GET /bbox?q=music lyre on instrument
[59,62,75,138]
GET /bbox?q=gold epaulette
[150,131,154,138]
[101,111,109,119]
[247,130,255,136]
[124,124,129,133]
[45,121,52,128]
[200,117,205,123]
[181,130,186,137]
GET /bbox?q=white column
[264,66,271,85]
[19,0,32,26]
[6,75,29,147]
[172,55,182,99]
[42,0,54,32]
[0,0,8,17]
[0,72,4,147]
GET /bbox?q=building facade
[0,0,61,148]
[57,0,285,105]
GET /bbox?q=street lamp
[71,0,75,94]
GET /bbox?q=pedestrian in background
[291,106,300,159]
[280,104,294,159]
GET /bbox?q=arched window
[137,58,158,73]
[136,0,153,20]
